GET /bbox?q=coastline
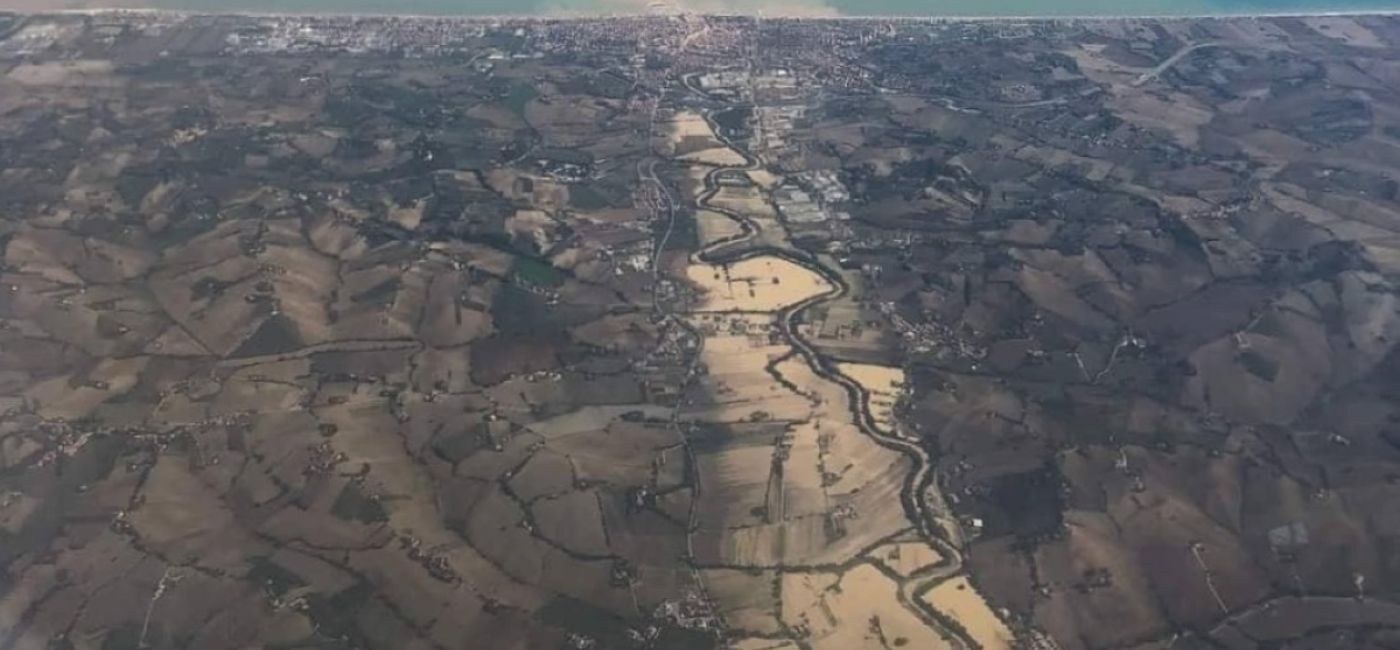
[17,5,1400,21]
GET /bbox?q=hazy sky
[2,0,1399,17]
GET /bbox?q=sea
[133,0,1400,17]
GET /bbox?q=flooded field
[783,565,956,650]
[871,541,946,577]
[746,169,784,190]
[662,109,746,166]
[681,145,749,166]
[662,96,1013,647]
[837,362,906,435]
[681,314,912,567]
[695,208,747,246]
[685,256,832,312]
[922,576,1016,650]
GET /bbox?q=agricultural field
[3,10,1400,650]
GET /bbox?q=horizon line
[13,6,1400,22]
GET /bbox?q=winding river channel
[642,67,1005,648]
